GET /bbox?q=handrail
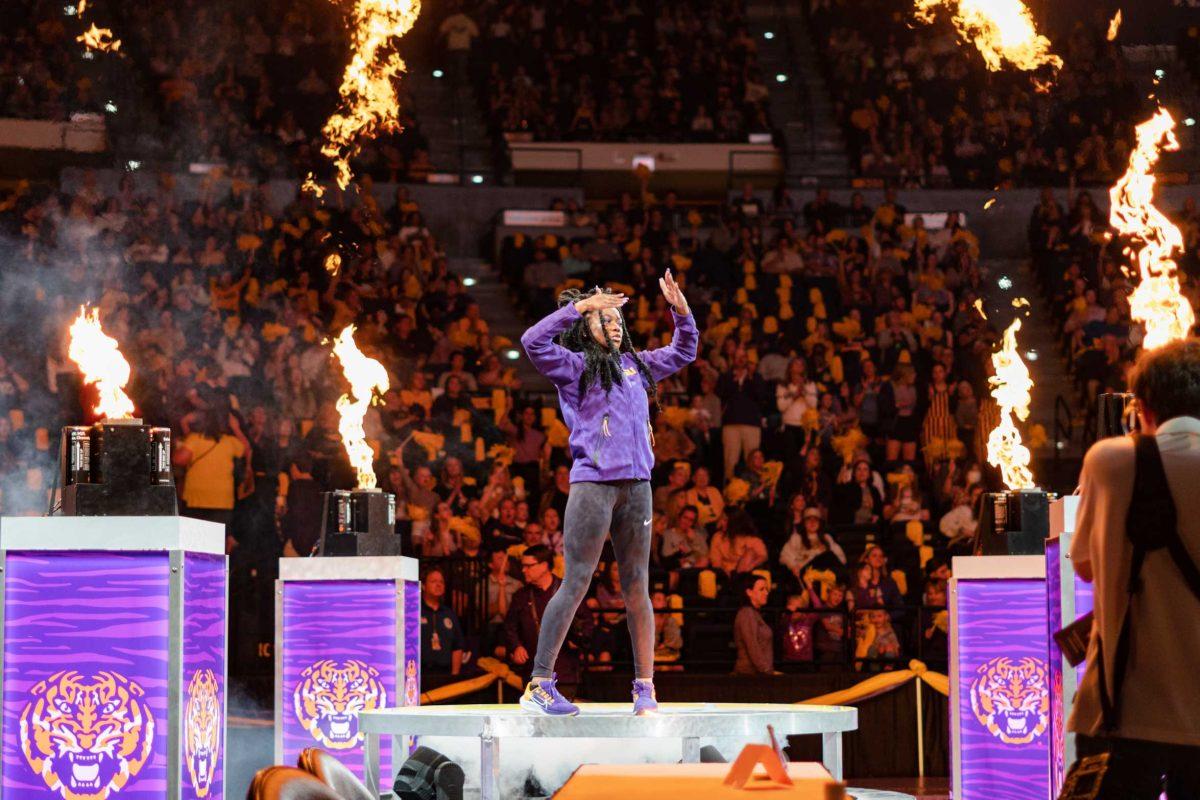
[1052,393,1073,465]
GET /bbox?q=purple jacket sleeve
[520,303,585,387]
[639,310,699,381]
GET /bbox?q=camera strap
[1096,433,1200,731]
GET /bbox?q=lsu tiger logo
[970,656,1050,745]
[19,670,155,800]
[293,659,386,749]
[184,669,222,797]
[404,658,419,707]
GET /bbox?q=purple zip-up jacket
[520,302,698,483]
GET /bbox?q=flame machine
[973,488,1051,556]
[317,487,400,556]
[60,418,178,516]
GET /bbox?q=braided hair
[558,286,660,411]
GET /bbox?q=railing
[418,556,951,673]
[1052,393,1074,465]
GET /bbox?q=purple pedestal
[0,516,228,800]
[275,557,420,782]
[950,555,1050,800]
[1047,497,1093,798]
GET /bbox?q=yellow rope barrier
[419,657,526,705]
[797,660,948,706]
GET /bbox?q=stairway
[450,258,544,387]
[404,68,495,181]
[746,0,851,186]
[986,258,1080,465]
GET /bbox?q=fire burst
[68,305,135,420]
[987,319,1036,490]
[1110,108,1196,350]
[318,0,421,190]
[913,0,1061,72]
[76,23,120,52]
[331,325,390,489]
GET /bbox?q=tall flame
[1109,108,1196,350]
[1106,9,1122,41]
[76,23,121,52]
[913,0,1061,72]
[331,325,390,489]
[987,318,1036,490]
[68,305,135,420]
[318,0,421,190]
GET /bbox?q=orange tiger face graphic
[970,656,1049,745]
[293,659,385,749]
[184,669,221,797]
[19,670,155,800]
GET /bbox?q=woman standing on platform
[517,270,698,716]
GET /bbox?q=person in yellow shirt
[682,466,724,528]
[174,410,251,551]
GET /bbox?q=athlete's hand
[659,269,689,315]
[512,645,529,665]
[575,292,627,314]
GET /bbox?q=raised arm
[519,304,586,387]
[638,270,698,381]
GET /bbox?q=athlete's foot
[519,674,580,716]
[632,679,658,716]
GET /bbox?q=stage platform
[360,702,857,799]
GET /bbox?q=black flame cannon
[973,488,1052,556]
[60,419,177,516]
[317,488,401,556]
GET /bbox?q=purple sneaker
[632,679,658,716]
[519,674,579,716]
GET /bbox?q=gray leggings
[533,479,655,680]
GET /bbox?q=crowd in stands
[437,0,774,143]
[1,0,431,181]
[806,0,1147,187]
[1028,187,1200,432]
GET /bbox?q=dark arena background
[0,0,1198,797]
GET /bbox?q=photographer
[1065,339,1200,797]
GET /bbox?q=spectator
[778,590,820,664]
[780,507,847,580]
[832,459,884,527]
[733,573,774,675]
[718,348,767,479]
[280,455,322,557]
[651,586,683,662]
[681,466,724,528]
[504,544,589,687]
[174,409,251,550]
[851,547,904,610]
[421,568,465,677]
[708,510,768,578]
[485,549,521,655]
[484,497,523,551]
